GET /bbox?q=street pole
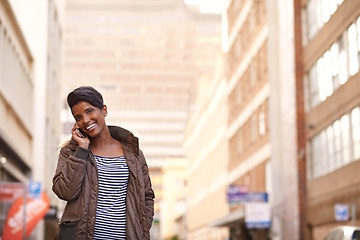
[352,204,356,226]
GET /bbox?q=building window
[309,106,360,179]
[306,16,360,110]
[352,107,360,160]
[259,111,265,136]
[304,0,344,43]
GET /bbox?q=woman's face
[71,101,107,138]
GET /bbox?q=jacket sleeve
[52,145,89,202]
[140,150,155,231]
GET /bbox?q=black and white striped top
[93,155,129,240]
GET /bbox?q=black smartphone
[75,123,86,138]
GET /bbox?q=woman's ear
[102,105,108,117]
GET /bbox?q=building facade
[0,0,64,239]
[298,0,360,239]
[218,0,274,239]
[160,158,187,240]
[184,54,229,240]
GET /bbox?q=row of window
[227,0,246,34]
[228,0,267,75]
[0,22,33,132]
[303,0,344,44]
[229,101,269,170]
[229,44,268,124]
[306,15,360,110]
[309,105,360,179]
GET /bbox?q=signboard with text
[227,185,248,205]
[0,183,25,202]
[245,202,271,229]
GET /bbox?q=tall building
[221,0,360,239]
[62,0,222,232]
[212,0,275,239]
[0,0,64,239]
[160,158,187,240]
[184,54,229,240]
[297,0,360,239]
[0,0,33,184]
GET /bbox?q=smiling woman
[52,86,155,240]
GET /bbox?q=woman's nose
[82,115,90,124]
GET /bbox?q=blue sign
[227,186,268,205]
[335,204,349,221]
[227,185,248,204]
[28,181,41,199]
[246,221,271,229]
[247,192,268,202]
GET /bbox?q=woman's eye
[86,109,94,114]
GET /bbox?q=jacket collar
[108,125,139,156]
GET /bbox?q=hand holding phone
[75,128,85,138]
[73,123,90,149]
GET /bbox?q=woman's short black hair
[67,86,104,110]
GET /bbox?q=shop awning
[208,207,245,228]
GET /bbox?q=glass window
[309,65,319,108]
[333,119,342,169]
[305,0,343,42]
[323,51,333,97]
[338,34,348,85]
[317,57,327,101]
[352,107,360,160]
[348,23,359,76]
[326,125,335,172]
[259,111,266,136]
[341,114,351,164]
[321,0,330,23]
[309,106,360,179]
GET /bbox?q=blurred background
[0,0,360,239]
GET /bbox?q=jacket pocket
[57,221,77,240]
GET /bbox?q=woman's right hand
[71,123,90,149]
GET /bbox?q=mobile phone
[75,123,86,138]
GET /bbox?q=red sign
[0,183,25,202]
[2,191,50,240]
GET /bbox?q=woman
[52,86,155,240]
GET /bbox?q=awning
[208,207,245,228]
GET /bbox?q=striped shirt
[93,155,129,240]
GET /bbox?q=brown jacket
[52,126,155,239]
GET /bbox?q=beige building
[0,0,64,239]
[160,158,187,240]
[183,54,229,240]
[0,0,33,184]
[299,0,360,239]
[211,0,274,239]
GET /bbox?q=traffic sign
[28,181,41,199]
[334,203,349,221]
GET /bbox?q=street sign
[245,202,271,229]
[335,203,349,221]
[28,181,41,199]
[247,192,268,202]
[227,185,248,204]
